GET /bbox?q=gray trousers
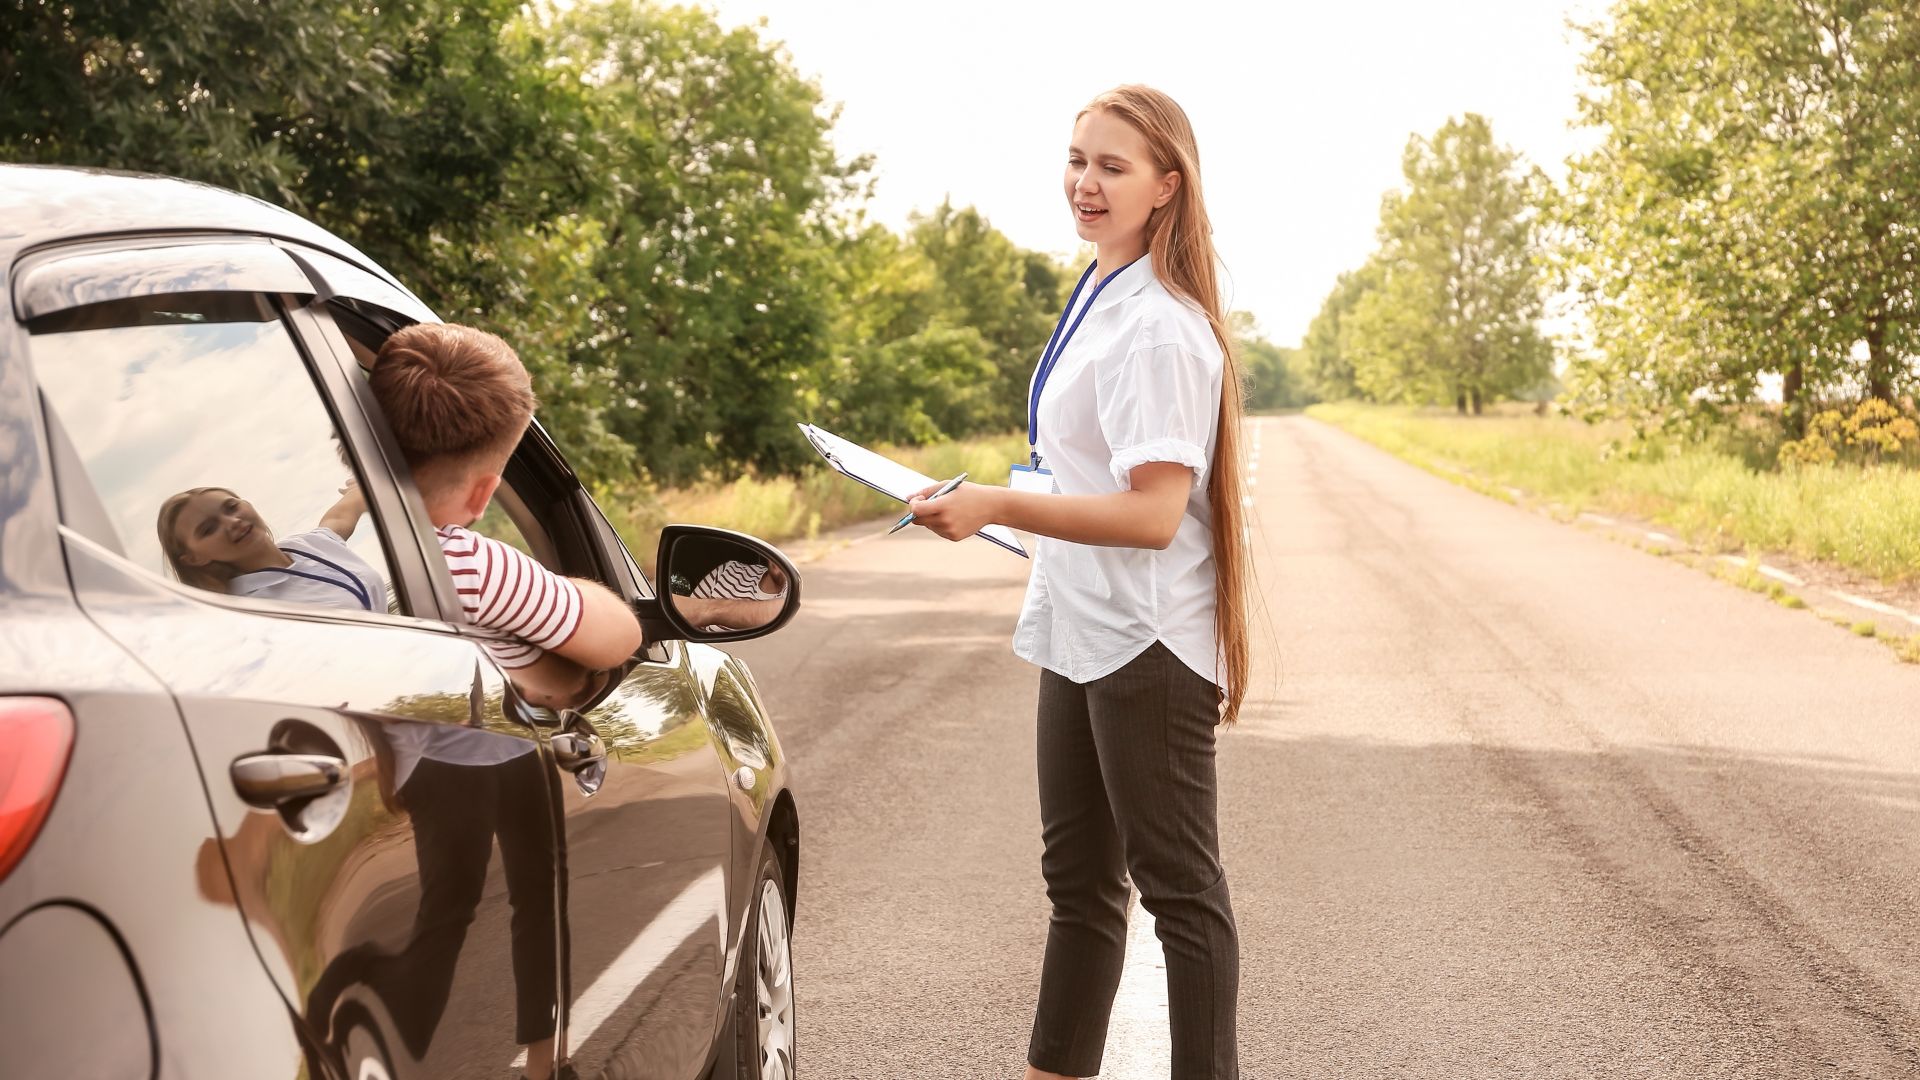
[1028,642,1240,1080]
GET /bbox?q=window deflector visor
[13,239,313,321]
[278,243,437,326]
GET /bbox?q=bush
[1778,400,1920,468]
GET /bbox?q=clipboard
[799,423,1028,558]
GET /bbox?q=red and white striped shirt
[437,524,583,668]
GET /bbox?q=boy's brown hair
[370,323,536,493]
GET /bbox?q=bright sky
[703,0,1607,348]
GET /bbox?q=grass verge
[1307,402,1920,585]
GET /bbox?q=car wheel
[733,845,795,1080]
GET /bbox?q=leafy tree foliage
[1231,312,1312,411]
[907,201,1069,425]
[542,0,863,484]
[0,0,591,289]
[1304,116,1551,413]
[1347,115,1552,414]
[805,203,1068,446]
[0,0,1077,488]
[1557,0,1920,438]
[1299,263,1376,402]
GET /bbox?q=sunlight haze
[704,0,1605,346]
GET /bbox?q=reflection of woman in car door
[162,479,573,1078]
[156,481,385,610]
[312,719,568,1080]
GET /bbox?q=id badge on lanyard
[1008,462,1054,495]
[1016,256,1138,497]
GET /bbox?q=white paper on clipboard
[798,423,1028,558]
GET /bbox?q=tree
[1231,312,1311,411]
[1346,115,1552,414]
[1300,263,1377,402]
[0,0,1076,487]
[907,200,1069,427]
[0,0,622,468]
[1558,0,1920,438]
[0,0,593,292]
[806,203,1068,447]
[545,0,867,484]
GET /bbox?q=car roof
[0,163,401,287]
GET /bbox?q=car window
[471,476,550,565]
[323,302,603,585]
[28,292,403,616]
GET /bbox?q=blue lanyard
[1027,257,1139,466]
[257,547,374,610]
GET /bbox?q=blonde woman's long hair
[1081,85,1252,726]
[157,486,241,593]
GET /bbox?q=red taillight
[0,697,75,884]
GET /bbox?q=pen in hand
[889,472,968,534]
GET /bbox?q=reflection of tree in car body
[583,662,706,757]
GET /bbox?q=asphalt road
[729,414,1920,1079]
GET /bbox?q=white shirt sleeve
[1094,338,1219,492]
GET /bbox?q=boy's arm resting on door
[503,649,601,710]
[550,577,645,670]
[672,594,786,631]
[450,527,643,671]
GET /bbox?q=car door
[18,239,570,1080]
[302,274,738,1080]
[500,447,736,1080]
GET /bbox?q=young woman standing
[906,84,1251,1080]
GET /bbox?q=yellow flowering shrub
[1778,400,1919,467]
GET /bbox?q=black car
[0,164,801,1080]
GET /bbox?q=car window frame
[297,298,665,662]
[281,299,457,621]
[19,263,444,631]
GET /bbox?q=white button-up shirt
[1012,256,1225,688]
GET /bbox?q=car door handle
[231,752,348,808]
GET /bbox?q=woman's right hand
[905,481,1002,541]
[319,478,367,539]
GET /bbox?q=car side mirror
[634,525,801,644]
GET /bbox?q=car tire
[732,844,796,1080]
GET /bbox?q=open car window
[321,300,643,603]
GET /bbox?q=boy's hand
[674,594,786,631]
[904,481,1000,542]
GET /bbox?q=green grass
[599,431,1030,570]
[1893,635,1920,664]
[1309,402,1920,584]
[1709,558,1806,608]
